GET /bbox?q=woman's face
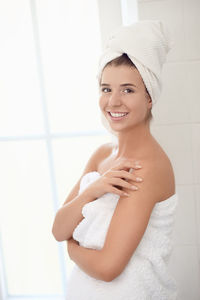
[99,64,152,133]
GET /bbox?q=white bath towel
[97,20,174,105]
[66,171,179,300]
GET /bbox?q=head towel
[97,20,174,105]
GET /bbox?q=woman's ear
[148,98,152,109]
[145,92,152,108]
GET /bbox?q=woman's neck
[114,123,156,160]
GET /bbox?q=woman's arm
[53,146,142,242]
[67,162,166,282]
[52,189,97,241]
[67,238,106,281]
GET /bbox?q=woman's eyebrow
[100,83,137,87]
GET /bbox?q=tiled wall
[137,0,200,299]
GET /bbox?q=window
[0,0,137,299]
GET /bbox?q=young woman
[52,20,179,300]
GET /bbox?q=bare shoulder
[83,142,114,173]
[95,142,115,160]
[156,153,175,200]
[62,142,114,206]
[139,150,175,202]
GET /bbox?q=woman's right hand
[84,159,143,199]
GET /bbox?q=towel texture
[97,20,174,105]
[66,171,179,300]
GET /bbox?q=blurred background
[0,0,199,299]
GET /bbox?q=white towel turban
[97,20,174,105]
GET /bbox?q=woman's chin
[109,123,129,132]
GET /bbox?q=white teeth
[110,112,128,117]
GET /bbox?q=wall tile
[194,184,200,245]
[197,245,200,283]
[137,0,185,62]
[152,61,200,125]
[151,124,194,184]
[183,0,200,60]
[168,245,200,300]
[186,62,200,123]
[172,185,197,245]
[192,124,200,184]
[152,62,190,124]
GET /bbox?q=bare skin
[52,151,143,241]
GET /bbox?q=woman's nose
[108,91,121,106]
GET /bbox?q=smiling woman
[52,20,179,300]
[99,53,153,123]
[98,54,153,137]
[99,55,153,129]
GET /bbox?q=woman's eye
[124,88,134,93]
[101,88,111,93]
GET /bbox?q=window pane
[121,0,138,26]
[0,0,45,136]
[35,0,102,134]
[0,141,62,295]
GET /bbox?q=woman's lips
[107,111,129,121]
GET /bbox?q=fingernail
[136,177,143,182]
[131,186,138,190]
[135,165,142,169]
[123,192,129,196]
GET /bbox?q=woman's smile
[107,111,129,121]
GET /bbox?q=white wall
[137,0,200,299]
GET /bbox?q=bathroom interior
[0,0,199,299]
